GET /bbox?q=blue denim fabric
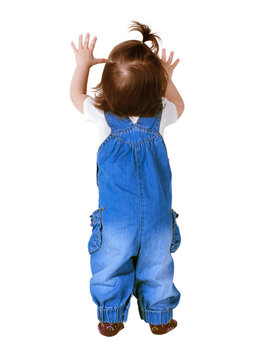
[88,103,181,325]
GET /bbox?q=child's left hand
[71,33,107,67]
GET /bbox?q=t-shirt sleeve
[162,98,178,127]
[83,96,98,122]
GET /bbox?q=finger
[171,58,180,70]
[161,48,166,61]
[78,34,83,50]
[71,41,78,53]
[167,51,174,64]
[84,32,90,48]
[89,36,97,52]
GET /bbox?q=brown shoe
[149,319,178,335]
[98,321,124,337]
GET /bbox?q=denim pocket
[170,209,181,253]
[88,207,104,255]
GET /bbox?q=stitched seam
[97,128,164,157]
[140,306,175,312]
[98,305,129,310]
[110,133,160,146]
[89,228,100,252]
[112,125,158,136]
[135,146,142,252]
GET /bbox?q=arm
[165,79,185,119]
[160,48,185,118]
[70,64,91,114]
[70,32,107,114]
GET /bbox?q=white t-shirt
[83,96,178,145]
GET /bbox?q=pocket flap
[90,206,104,227]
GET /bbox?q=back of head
[92,21,168,117]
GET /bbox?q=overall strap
[104,101,163,133]
[104,112,133,133]
[136,100,163,132]
[136,112,162,133]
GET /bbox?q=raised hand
[71,33,107,67]
[159,48,180,78]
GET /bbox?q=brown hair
[91,21,168,117]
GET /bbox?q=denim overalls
[88,103,181,325]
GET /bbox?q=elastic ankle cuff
[138,304,174,325]
[97,304,129,323]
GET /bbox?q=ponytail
[128,20,161,54]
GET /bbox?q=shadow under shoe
[149,319,178,335]
[98,322,124,337]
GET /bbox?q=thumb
[95,58,108,64]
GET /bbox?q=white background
[0,0,258,358]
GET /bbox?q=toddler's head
[92,21,168,117]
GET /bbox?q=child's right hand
[159,48,180,79]
[71,33,107,68]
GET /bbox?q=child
[70,21,184,336]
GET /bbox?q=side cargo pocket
[88,206,104,255]
[170,209,181,253]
